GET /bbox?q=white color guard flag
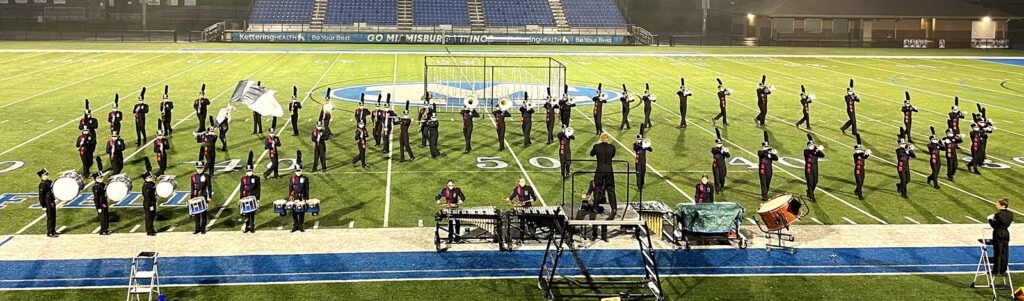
[231,80,284,117]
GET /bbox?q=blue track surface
[979,59,1024,67]
[1,246,1021,289]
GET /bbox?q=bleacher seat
[413,0,470,26]
[561,0,626,27]
[325,0,397,25]
[481,0,555,26]
[250,0,314,24]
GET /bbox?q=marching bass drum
[52,170,85,202]
[756,194,805,231]
[155,175,177,198]
[106,174,133,202]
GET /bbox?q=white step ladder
[971,239,1014,301]
[126,252,161,301]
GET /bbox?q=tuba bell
[525,100,536,111]
[564,126,574,137]
[641,138,652,149]
[464,96,478,110]
[497,97,512,111]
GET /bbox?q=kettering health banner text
[230,32,625,45]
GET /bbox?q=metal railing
[0,30,178,42]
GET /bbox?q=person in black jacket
[77,128,96,176]
[590,132,617,214]
[288,87,302,136]
[92,170,111,235]
[189,162,211,234]
[695,175,713,204]
[154,129,169,176]
[754,75,771,126]
[494,104,512,151]
[461,101,480,153]
[133,88,149,146]
[240,152,260,233]
[141,159,158,236]
[38,169,58,237]
[252,81,264,134]
[942,128,964,181]
[398,103,415,162]
[804,134,825,202]
[79,100,99,141]
[194,84,210,133]
[352,122,369,169]
[618,84,633,131]
[520,96,535,148]
[795,85,813,130]
[426,112,441,158]
[592,84,608,134]
[757,131,780,201]
[852,134,872,200]
[263,127,282,179]
[633,126,653,193]
[289,154,310,233]
[109,94,123,136]
[989,198,1014,275]
[711,129,730,194]
[712,79,731,125]
[676,78,691,128]
[160,85,174,135]
[435,180,467,241]
[641,83,656,129]
[557,85,575,128]
[544,89,557,144]
[901,92,919,143]
[106,132,126,175]
[925,127,943,189]
[312,119,330,172]
[895,128,916,198]
[840,80,860,135]
[948,97,964,136]
[557,126,575,180]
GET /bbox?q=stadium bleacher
[480,0,555,26]
[325,0,398,25]
[413,0,470,26]
[561,0,626,28]
[249,0,314,24]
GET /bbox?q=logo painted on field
[327,82,622,108]
[0,192,192,209]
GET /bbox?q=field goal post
[423,56,566,112]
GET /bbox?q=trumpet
[497,97,512,111]
[680,88,692,97]
[524,100,537,111]
[564,126,575,137]
[464,96,479,110]
[767,84,776,92]
[808,93,817,101]
[724,88,734,95]
[641,138,651,149]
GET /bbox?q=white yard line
[810,217,823,225]
[313,221,320,230]
[383,53,398,228]
[210,53,341,225]
[903,217,921,224]
[129,224,140,233]
[866,58,1024,98]
[935,216,952,224]
[0,52,112,84]
[56,226,66,233]
[965,216,983,224]
[0,53,166,110]
[593,58,888,223]
[91,226,101,234]
[0,52,51,65]
[842,217,858,225]
[166,225,176,232]
[348,221,355,228]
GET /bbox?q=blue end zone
[0,246,1020,289]
[979,59,1024,67]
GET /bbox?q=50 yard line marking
[384,53,398,227]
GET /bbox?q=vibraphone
[434,206,504,252]
[506,206,563,245]
[632,201,673,240]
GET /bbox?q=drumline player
[289,152,310,233]
[435,180,466,242]
[240,151,261,234]
[190,162,212,234]
[37,169,58,238]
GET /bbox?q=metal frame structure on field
[423,56,566,112]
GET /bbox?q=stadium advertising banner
[230,32,625,45]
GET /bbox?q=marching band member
[311,117,330,172]
[757,131,779,201]
[590,132,617,214]
[695,175,713,204]
[754,76,771,126]
[895,128,916,198]
[520,93,535,148]
[506,177,538,208]
[133,87,149,146]
[352,122,369,169]
[840,80,860,135]
[109,94,123,135]
[289,151,309,232]
[217,114,230,151]
[676,78,690,128]
[37,169,58,238]
[382,99,397,154]
[154,127,169,176]
[581,180,608,241]
[494,103,511,151]
[80,99,99,141]
[76,128,96,176]
[977,108,995,168]
[426,111,441,158]
[141,158,157,236]
[160,85,173,135]
[263,127,282,179]
[240,152,260,233]
[372,97,384,148]
[633,126,653,192]
[989,198,1014,276]
[618,84,633,131]
[418,95,433,147]
[435,180,466,241]
[92,168,110,235]
[106,131,126,175]
[197,122,218,173]
[712,79,730,125]
[557,126,574,180]
[852,134,871,200]
[190,162,212,234]
[926,127,943,189]
[795,85,813,130]
[641,83,655,129]
[398,102,415,162]
[967,122,986,174]
[557,84,575,128]
[711,129,730,194]
[288,87,302,136]
[355,94,370,128]
[592,83,607,134]
[252,81,264,134]
[901,92,919,143]
[321,90,334,135]
[194,84,210,132]
[804,134,825,202]
[948,97,964,135]
[461,99,480,153]
[544,88,557,144]
[943,128,964,181]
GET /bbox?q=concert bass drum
[755,194,809,232]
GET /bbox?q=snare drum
[188,197,208,216]
[756,194,804,231]
[306,199,320,216]
[155,176,177,198]
[52,170,85,202]
[273,200,287,216]
[238,196,259,214]
[106,174,133,202]
[293,200,306,213]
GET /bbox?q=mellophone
[272,199,321,216]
